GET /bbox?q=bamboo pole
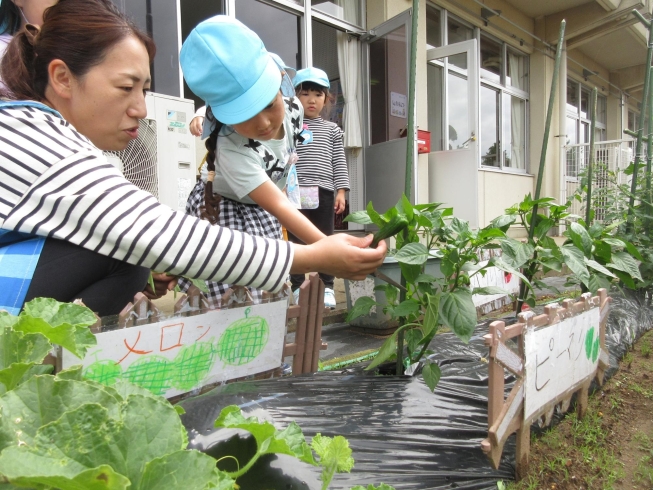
[529,20,566,236]
[516,20,565,313]
[627,10,653,233]
[646,67,653,232]
[586,88,597,225]
[404,0,419,200]
[397,0,419,376]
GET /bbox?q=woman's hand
[334,189,346,215]
[291,234,386,280]
[189,116,204,137]
[143,272,178,299]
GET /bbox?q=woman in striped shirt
[0,0,385,316]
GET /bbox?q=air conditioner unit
[105,92,197,212]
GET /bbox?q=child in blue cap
[179,16,326,305]
[288,67,349,309]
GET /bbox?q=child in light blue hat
[287,67,349,309]
[179,16,326,305]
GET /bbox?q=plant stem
[228,451,259,479]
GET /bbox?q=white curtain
[337,32,363,150]
[508,52,525,170]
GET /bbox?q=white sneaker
[324,288,336,309]
[292,288,300,305]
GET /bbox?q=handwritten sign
[470,261,520,307]
[390,92,407,118]
[523,307,601,421]
[61,300,288,398]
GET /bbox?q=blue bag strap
[0,100,63,118]
[0,101,57,314]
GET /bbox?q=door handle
[460,132,476,148]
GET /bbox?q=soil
[514,329,653,489]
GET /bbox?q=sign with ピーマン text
[523,307,601,421]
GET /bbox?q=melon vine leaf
[310,433,354,490]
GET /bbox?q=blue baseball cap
[180,16,281,125]
[293,67,330,89]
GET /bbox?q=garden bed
[178,290,653,489]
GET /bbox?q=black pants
[288,187,335,290]
[25,238,150,317]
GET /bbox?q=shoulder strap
[0,100,63,118]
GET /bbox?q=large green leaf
[0,327,51,370]
[588,274,613,294]
[585,258,616,278]
[421,294,439,338]
[0,362,42,393]
[346,296,377,322]
[560,244,590,287]
[0,376,122,452]
[367,202,386,227]
[13,298,97,359]
[138,450,231,490]
[392,300,420,318]
[23,298,97,329]
[569,222,593,257]
[0,394,188,490]
[214,406,316,466]
[365,333,398,371]
[1,464,130,490]
[500,239,535,269]
[608,251,643,282]
[343,210,373,225]
[393,242,429,265]
[439,289,477,343]
[422,362,442,392]
[119,396,189,487]
[490,214,516,231]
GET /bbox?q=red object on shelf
[417,129,431,154]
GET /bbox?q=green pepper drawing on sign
[584,326,600,363]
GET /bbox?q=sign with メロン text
[61,300,287,398]
[523,307,601,421]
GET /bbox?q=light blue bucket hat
[180,16,283,125]
[293,67,330,89]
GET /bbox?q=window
[479,34,528,171]
[565,78,607,178]
[312,0,363,27]
[236,0,302,71]
[368,23,408,145]
[180,0,226,109]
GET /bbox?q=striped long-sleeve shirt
[295,117,349,192]
[0,104,293,292]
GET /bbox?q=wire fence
[563,139,644,221]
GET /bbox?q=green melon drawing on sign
[83,360,122,386]
[217,307,269,365]
[585,326,600,363]
[122,355,174,395]
[171,341,217,390]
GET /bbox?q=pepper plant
[345,196,520,390]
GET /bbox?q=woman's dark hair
[201,106,224,224]
[0,0,22,36]
[0,0,156,100]
[295,81,332,116]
